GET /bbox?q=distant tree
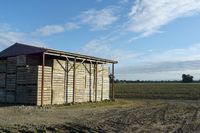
[182,74,193,83]
[136,80,140,83]
[114,79,120,83]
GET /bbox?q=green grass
[115,83,200,100]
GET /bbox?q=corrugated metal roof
[0,43,118,63]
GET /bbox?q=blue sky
[1,0,200,80]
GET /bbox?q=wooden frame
[73,58,76,104]
[41,52,45,106]
[111,63,115,100]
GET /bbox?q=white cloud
[0,23,45,49]
[81,39,138,61]
[127,0,200,40]
[33,22,79,36]
[145,43,200,63]
[116,43,200,80]
[80,7,118,30]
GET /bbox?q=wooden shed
[0,43,117,106]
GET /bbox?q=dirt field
[0,100,200,132]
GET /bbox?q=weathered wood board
[0,60,6,73]
[16,55,26,66]
[51,59,65,104]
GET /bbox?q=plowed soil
[0,99,200,133]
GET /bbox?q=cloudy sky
[1,0,200,80]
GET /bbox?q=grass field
[115,83,200,100]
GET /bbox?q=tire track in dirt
[69,103,200,133]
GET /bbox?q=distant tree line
[114,74,200,83]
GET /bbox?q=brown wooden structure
[0,43,117,106]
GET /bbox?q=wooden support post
[66,57,73,68]
[95,62,98,102]
[51,60,53,105]
[72,58,76,104]
[41,52,45,106]
[112,63,115,100]
[89,62,92,102]
[65,59,69,103]
[101,64,104,101]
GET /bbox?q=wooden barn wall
[37,66,52,105]
[0,55,46,105]
[67,61,95,103]
[67,61,73,103]
[0,55,110,105]
[0,56,40,104]
[53,59,110,104]
[74,62,92,102]
[0,59,6,102]
[67,61,110,103]
[27,54,41,66]
[102,66,110,100]
[6,57,17,103]
[16,66,38,104]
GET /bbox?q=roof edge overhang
[0,42,118,64]
[45,49,118,64]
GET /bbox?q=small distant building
[0,43,117,106]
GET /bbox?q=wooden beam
[95,62,98,102]
[112,63,115,100]
[51,60,54,105]
[45,50,117,64]
[82,62,91,74]
[65,59,69,103]
[67,66,73,73]
[56,59,66,71]
[73,58,76,104]
[75,59,86,70]
[64,60,66,103]
[66,57,73,68]
[89,62,92,102]
[101,64,104,101]
[41,52,45,106]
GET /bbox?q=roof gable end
[0,43,46,57]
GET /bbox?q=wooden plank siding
[0,56,110,105]
[52,59,65,104]
[37,66,52,105]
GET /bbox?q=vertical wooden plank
[73,58,76,104]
